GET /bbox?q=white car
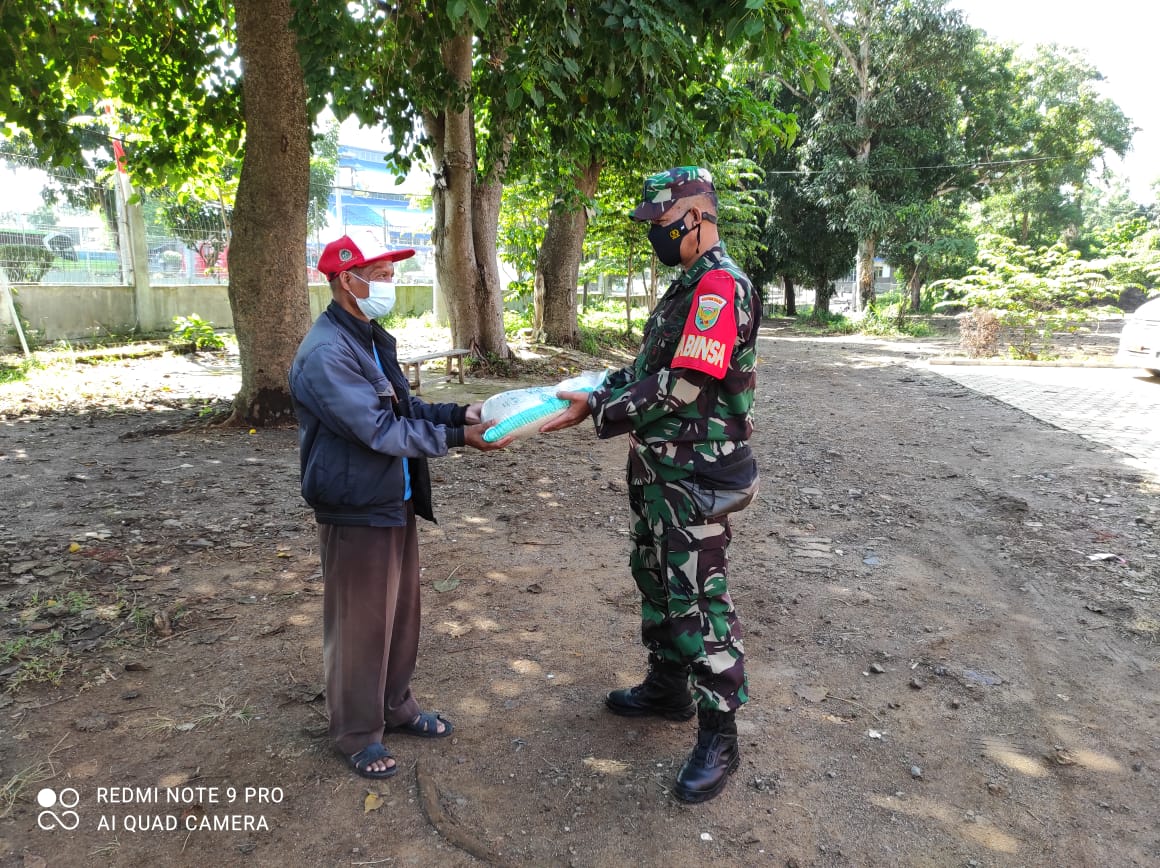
[1116,297,1160,376]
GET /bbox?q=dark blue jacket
[289,301,467,526]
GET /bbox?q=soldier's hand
[540,391,591,433]
[464,401,484,425]
[464,420,513,451]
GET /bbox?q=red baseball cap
[317,231,415,280]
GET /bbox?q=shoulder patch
[670,270,739,380]
[694,293,727,331]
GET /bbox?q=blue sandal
[389,711,454,738]
[346,743,398,779]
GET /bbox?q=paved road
[927,363,1160,479]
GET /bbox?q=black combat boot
[673,707,739,803]
[605,659,696,721]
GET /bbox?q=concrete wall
[1,281,436,348]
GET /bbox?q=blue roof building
[328,145,434,256]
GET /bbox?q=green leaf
[465,0,490,28]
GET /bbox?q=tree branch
[812,0,862,81]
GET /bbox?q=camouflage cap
[630,166,716,222]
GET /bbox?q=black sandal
[346,743,398,779]
[389,711,454,738]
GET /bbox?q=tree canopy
[2,0,1154,397]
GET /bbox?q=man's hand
[464,420,513,451]
[539,391,592,433]
[465,401,483,425]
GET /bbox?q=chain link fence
[0,152,435,287]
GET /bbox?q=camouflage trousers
[628,479,748,712]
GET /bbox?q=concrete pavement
[927,363,1160,479]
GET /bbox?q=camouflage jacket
[588,243,760,486]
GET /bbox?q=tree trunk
[812,279,834,319]
[624,237,635,335]
[471,177,509,354]
[426,35,510,358]
[855,233,877,310]
[646,251,658,311]
[908,260,926,311]
[226,0,313,427]
[533,161,601,347]
[783,274,796,317]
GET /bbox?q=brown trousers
[319,515,422,756]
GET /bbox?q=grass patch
[793,308,857,335]
[378,309,443,334]
[503,298,647,355]
[0,631,70,690]
[0,735,67,819]
[578,302,647,355]
[788,304,935,339]
[860,305,935,338]
[143,693,256,735]
[0,356,44,384]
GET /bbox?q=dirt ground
[0,322,1157,868]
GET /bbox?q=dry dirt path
[0,327,1156,867]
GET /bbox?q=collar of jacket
[679,242,729,288]
[326,300,396,352]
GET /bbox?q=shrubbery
[171,314,225,352]
[0,244,54,283]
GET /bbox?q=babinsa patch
[339,248,353,262]
[695,293,727,331]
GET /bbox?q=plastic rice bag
[481,370,607,442]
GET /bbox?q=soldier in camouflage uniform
[542,166,760,803]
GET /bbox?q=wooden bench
[399,348,471,394]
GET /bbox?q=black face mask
[647,211,691,267]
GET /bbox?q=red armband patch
[670,270,737,379]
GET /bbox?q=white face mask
[346,272,396,319]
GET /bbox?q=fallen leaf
[433,577,460,593]
[364,792,384,813]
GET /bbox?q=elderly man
[290,232,509,779]
[543,167,761,803]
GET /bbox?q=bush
[0,244,55,283]
[171,314,225,352]
[790,307,856,334]
[858,302,934,338]
[958,308,1001,358]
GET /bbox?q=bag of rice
[481,370,607,442]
